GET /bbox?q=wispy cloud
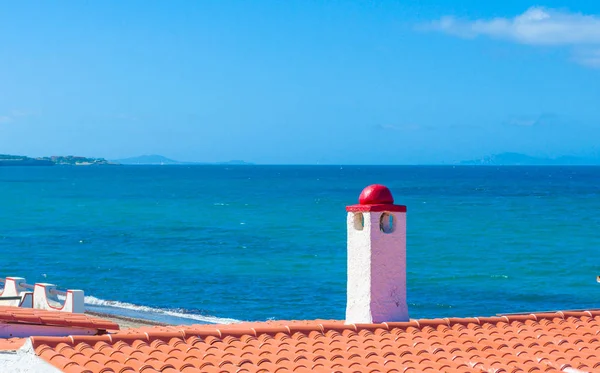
[112,113,141,121]
[573,48,600,67]
[0,110,31,124]
[429,7,600,45]
[426,7,600,67]
[504,113,567,127]
[375,123,429,131]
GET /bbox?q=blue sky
[1,1,599,164]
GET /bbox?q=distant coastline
[0,153,254,167]
[4,152,599,167]
[113,154,254,166]
[0,154,115,166]
[115,152,599,166]
[459,152,600,166]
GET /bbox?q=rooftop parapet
[0,278,84,313]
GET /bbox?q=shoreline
[85,311,169,329]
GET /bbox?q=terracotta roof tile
[0,306,119,331]
[0,337,26,350]
[25,311,600,372]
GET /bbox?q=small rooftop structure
[1,184,599,372]
[346,184,408,324]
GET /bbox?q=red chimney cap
[359,184,394,205]
[347,184,406,212]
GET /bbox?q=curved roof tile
[26,311,600,373]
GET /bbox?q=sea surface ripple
[1,165,599,322]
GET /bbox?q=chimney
[345,184,408,323]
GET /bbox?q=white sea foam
[83,295,241,324]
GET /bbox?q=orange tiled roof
[0,306,119,331]
[30,310,600,373]
[0,337,26,350]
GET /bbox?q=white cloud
[430,7,600,45]
[427,7,600,67]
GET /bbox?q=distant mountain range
[460,152,600,166]
[114,154,253,165]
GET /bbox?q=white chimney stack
[346,184,408,324]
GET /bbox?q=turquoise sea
[1,165,599,324]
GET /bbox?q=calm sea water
[1,165,599,323]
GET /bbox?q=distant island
[113,154,254,166]
[0,154,114,166]
[115,155,181,165]
[460,152,600,166]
